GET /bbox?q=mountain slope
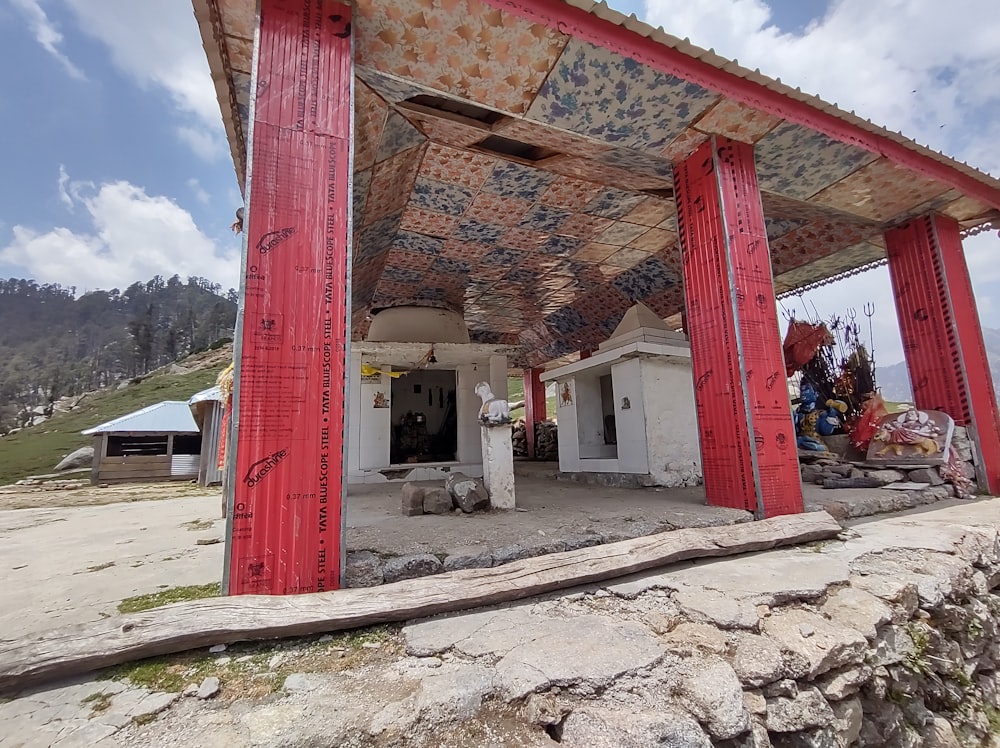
[0,276,236,432]
[876,327,1000,402]
[0,345,232,485]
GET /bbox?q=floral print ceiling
[208,0,1000,368]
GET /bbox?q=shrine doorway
[390,369,458,464]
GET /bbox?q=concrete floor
[345,461,956,556]
[0,465,963,639]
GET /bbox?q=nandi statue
[475,382,511,425]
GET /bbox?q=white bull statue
[475,382,511,425]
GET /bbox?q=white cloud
[11,0,86,80]
[177,125,226,162]
[642,0,1000,362]
[58,0,226,159]
[1,173,239,293]
[642,0,1000,169]
[186,177,211,206]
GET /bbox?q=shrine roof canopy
[195,0,1000,367]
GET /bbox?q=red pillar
[225,0,353,595]
[885,214,1000,493]
[674,136,803,518]
[523,368,547,459]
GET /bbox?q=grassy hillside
[0,363,224,486]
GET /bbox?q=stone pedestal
[481,424,516,510]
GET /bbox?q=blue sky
[0,0,997,366]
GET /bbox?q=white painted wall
[639,358,702,487]
[611,358,650,474]
[456,363,484,465]
[554,378,580,472]
[358,367,391,470]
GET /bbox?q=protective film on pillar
[675,137,802,518]
[226,0,352,595]
[886,214,1000,493]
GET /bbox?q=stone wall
[398,504,1000,747]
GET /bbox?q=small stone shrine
[541,303,700,488]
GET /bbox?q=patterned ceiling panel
[590,147,675,181]
[942,195,1000,225]
[773,242,886,296]
[661,128,711,164]
[375,112,427,162]
[628,227,676,253]
[526,39,720,152]
[624,197,676,228]
[419,143,498,189]
[811,157,952,224]
[207,4,1000,365]
[354,82,389,172]
[216,0,255,41]
[354,0,568,115]
[492,118,613,158]
[768,218,881,276]
[754,123,879,200]
[539,154,673,192]
[363,144,426,227]
[692,98,783,143]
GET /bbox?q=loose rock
[344,551,384,588]
[422,488,453,515]
[196,677,220,700]
[400,482,424,516]
[383,553,442,583]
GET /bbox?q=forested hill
[0,276,237,431]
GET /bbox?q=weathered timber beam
[0,511,841,694]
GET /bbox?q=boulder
[761,609,867,678]
[675,657,749,739]
[560,707,711,748]
[54,446,94,472]
[820,586,893,640]
[732,633,786,687]
[765,687,834,732]
[343,551,383,588]
[401,483,424,516]
[445,472,489,513]
[908,467,944,485]
[443,547,493,571]
[673,589,759,630]
[382,553,442,583]
[865,469,907,485]
[422,488,453,515]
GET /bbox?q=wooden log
[0,511,841,694]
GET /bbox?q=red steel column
[224,0,353,595]
[523,368,546,459]
[885,214,1000,493]
[674,136,803,518]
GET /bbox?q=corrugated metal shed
[82,402,199,435]
[189,386,223,405]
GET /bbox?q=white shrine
[541,303,702,487]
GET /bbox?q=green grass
[507,376,557,421]
[117,583,221,614]
[0,368,221,485]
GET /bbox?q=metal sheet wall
[675,137,803,517]
[886,215,1000,493]
[225,0,352,595]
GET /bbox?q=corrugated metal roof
[189,386,223,404]
[82,401,199,435]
